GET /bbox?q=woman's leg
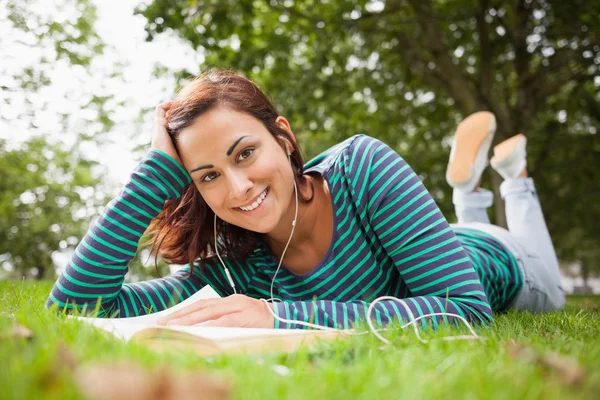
[447,114,565,312]
[491,135,565,310]
[453,188,494,224]
[500,178,562,286]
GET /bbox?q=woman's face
[176,107,296,233]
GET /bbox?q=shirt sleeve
[46,149,208,317]
[272,135,494,329]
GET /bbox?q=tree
[0,137,105,279]
[137,0,600,276]
[0,0,151,280]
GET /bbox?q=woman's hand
[151,101,182,165]
[156,294,275,328]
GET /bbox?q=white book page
[75,318,147,341]
[71,285,220,340]
[70,286,353,341]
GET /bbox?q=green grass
[1,281,599,400]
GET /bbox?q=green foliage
[1,281,600,399]
[6,0,104,67]
[0,138,104,279]
[0,0,136,280]
[137,0,600,274]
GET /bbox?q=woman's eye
[202,172,219,182]
[237,148,255,162]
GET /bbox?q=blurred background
[1,0,598,292]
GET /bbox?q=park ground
[1,281,599,400]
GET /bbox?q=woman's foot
[490,134,528,180]
[446,111,496,192]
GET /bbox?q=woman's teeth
[239,188,268,211]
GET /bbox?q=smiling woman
[47,69,564,330]
[147,72,317,278]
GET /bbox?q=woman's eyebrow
[227,135,249,156]
[190,164,213,174]
[189,135,250,174]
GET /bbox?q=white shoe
[490,134,527,180]
[446,111,496,192]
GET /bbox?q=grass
[1,280,599,400]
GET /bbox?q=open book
[72,287,348,356]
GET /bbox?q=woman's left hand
[156,294,274,328]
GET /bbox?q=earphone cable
[214,146,483,344]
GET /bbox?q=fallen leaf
[76,362,232,400]
[505,340,536,362]
[39,341,79,388]
[5,322,33,340]
[55,341,78,372]
[539,351,586,385]
[504,340,586,386]
[580,299,600,311]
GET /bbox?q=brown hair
[146,69,314,276]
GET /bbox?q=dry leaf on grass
[538,351,587,386]
[39,341,79,389]
[4,322,34,340]
[75,362,232,400]
[505,340,586,385]
[580,299,600,311]
[54,341,78,372]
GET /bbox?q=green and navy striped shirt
[47,135,522,328]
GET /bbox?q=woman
[47,69,564,329]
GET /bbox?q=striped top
[452,227,522,312]
[47,134,522,328]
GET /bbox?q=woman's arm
[47,102,211,317]
[45,148,209,317]
[272,135,493,329]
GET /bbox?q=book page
[70,285,220,339]
[77,318,148,341]
[71,286,353,344]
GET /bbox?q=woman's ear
[275,116,296,155]
[275,116,296,142]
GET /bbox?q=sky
[1,0,203,185]
[90,0,203,184]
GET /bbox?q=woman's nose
[227,171,253,201]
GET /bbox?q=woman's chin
[232,215,279,234]
[249,220,280,234]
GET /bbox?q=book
[72,288,349,356]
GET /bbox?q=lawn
[1,280,599,400]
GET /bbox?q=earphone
[213,142,483,344]
[214,142,296,295]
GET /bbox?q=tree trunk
[489,124,513,229]
[581,260,590,290]
[491,170,507,228]
[35,266,46,281]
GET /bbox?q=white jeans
[451,177,565,312]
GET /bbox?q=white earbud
[214,213,236,294]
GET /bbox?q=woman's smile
[237,187,270,213]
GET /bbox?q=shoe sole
[446,111,496,187]
[490,133,526,165]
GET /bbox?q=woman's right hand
[151,101,183,165]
